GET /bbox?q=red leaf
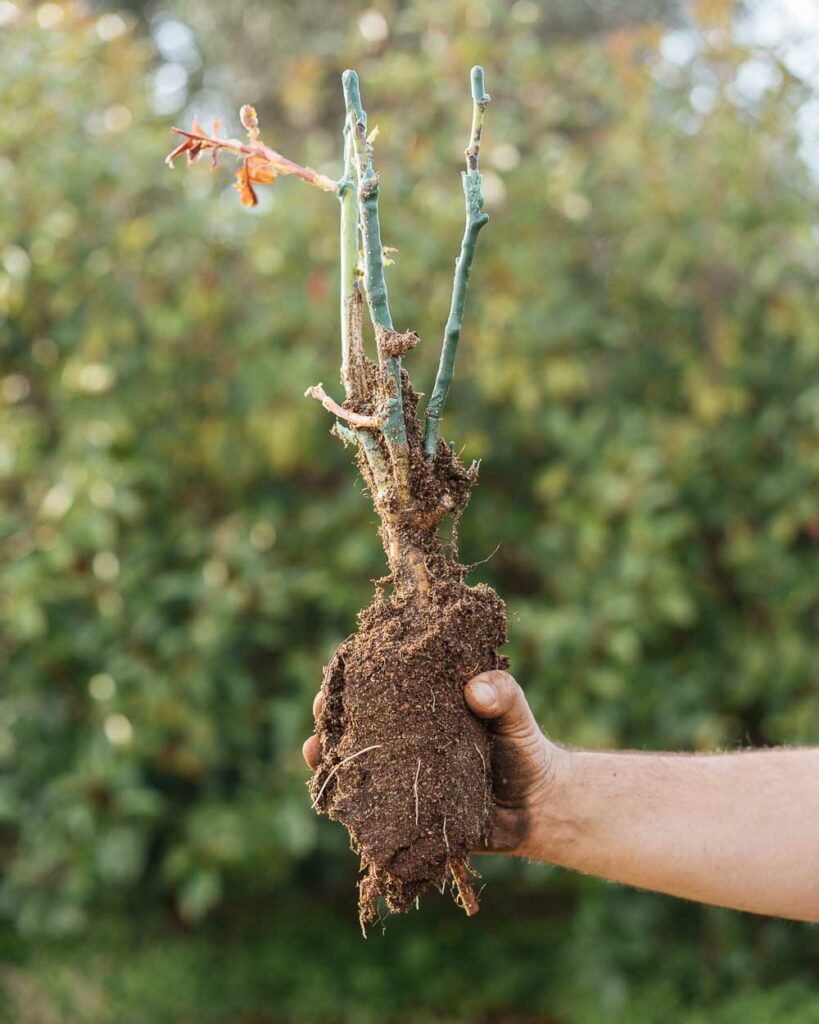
[246,154,277,185]
[233,161,258,207]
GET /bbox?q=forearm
[531,746,819,921]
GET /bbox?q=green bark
[423,67,490,459]
[338,127,361,399]
[342,69,409,484]
[337,81,391,491]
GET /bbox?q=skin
[303,670,819,923]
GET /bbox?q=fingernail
[470,680,496,709]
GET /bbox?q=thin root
[449,860,480,917]
[311,744,383,810]
[413,758,422,825]
[466,542,501,571]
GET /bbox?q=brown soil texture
[309,371,508,930]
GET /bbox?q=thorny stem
[423,67,490,459]
[342,69,410,495]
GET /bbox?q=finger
[464,670,540,740]
[302,734,321,770]
[312,689,324,720]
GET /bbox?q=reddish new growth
[166,105,338,206]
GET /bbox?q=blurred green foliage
[2,0,819,1020]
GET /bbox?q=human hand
[303,669,565,859]
[462,670,565,857]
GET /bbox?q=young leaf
[234,163,258,207]
[239,104,260,141]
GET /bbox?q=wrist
[522,741,583,864]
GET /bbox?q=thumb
[464,670,540,741]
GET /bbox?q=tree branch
[305,384,383,429]
[331,421,359,446]
[342,69,409,494]
[465,65,490,172]
[339,128,365,399]
[358,432,393,504]
[335,77,393,497]
[423,67,490,459]
[166,125,338,193]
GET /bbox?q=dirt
[309,372,507,931]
